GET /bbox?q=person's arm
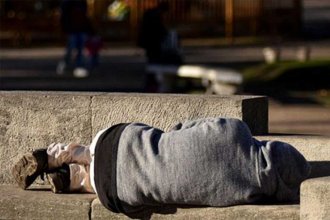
[47,142,91,169]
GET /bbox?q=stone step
[0,185,300,220]
[1,176,329,219]
[0,91,268,184]
[300,177,330,220]
[2,177,329,219]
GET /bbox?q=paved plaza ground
[1,42,329,136]
[269,101,330,136]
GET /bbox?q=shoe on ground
[47,164,70,193]
[73,67,89,78]
[12,149,48,190]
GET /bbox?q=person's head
[270,141,311,202]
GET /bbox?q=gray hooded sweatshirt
[94,118,311,215]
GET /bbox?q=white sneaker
[73,67,89,78]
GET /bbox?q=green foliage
[243,60,330,84]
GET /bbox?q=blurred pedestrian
[137,1,182,64]
[57,0,90,77]
[85,26,103,72]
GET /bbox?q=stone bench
[0,91,329,219]
[146,64,243,94]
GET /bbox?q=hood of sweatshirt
[260,140,311,202]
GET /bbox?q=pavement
[1,42,330,136]
[269,101,330,136]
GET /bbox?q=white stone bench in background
[262,46,312,64]
[146,64,243,95]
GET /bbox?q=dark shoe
[12,149,48,190]
[47,164,70,193]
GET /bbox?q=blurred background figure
[137,1,182,65]
[57,0,90,77]
[85,25,103,73]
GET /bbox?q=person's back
[94,118,311,215]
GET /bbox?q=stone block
[91,93,268,136]
[300,177,330,220]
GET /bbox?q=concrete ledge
[0,185,96,220]
[0,91,267,184]
[300,177,330,220]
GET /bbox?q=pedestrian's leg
[75,33,86,68]
[64,34,75,66]
[92,53,99,68]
